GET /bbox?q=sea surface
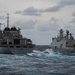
[0,45,75,75]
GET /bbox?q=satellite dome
[11,27,17,31]
[4,27,10,31]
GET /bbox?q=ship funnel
[60,29,63,34]
[7,13,9,28]
[66,30,69,34]
[66,30,69,39]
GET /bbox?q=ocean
[0,45,75,75]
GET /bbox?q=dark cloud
[15,6,41,16]
[14,20,36,29]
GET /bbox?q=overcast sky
[0,0,75,45]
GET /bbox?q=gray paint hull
[0,47,33,54]
[52,48,75,55]
[0,47,12,54]
[10,47,33,54]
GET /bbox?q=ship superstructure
[50,29,75,55]
[0,13,34,54]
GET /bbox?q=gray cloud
[44,0,75,12]
[72,12,75,16]
[59,0,75,6]
[37,25,50,32]
[64,18,75,34]
[15,0,75,14]
[0,11,6,13]
[15,6,41,16]
[13,20,36,29]
[0,11,7,20]
[50,17,58,22]
[0,16,6,20]
[69,18,75,23]
[15,11,22,14]
[64,23,75,34]
[44,4,64,12]
[37,17,60,32]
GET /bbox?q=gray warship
[50,29,75,55]
[0,13,35,54]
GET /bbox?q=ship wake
[27,48,63,59]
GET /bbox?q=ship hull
[52,48,75,55]
[0,46,33,54]
[10,47,33,54]
[0,47,12,54]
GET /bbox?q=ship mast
[7,13,9,28]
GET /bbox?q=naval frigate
[0,13,35,54]
[50,29,75,55]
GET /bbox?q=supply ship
[0,13,35,54]
[50,29,75,55]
